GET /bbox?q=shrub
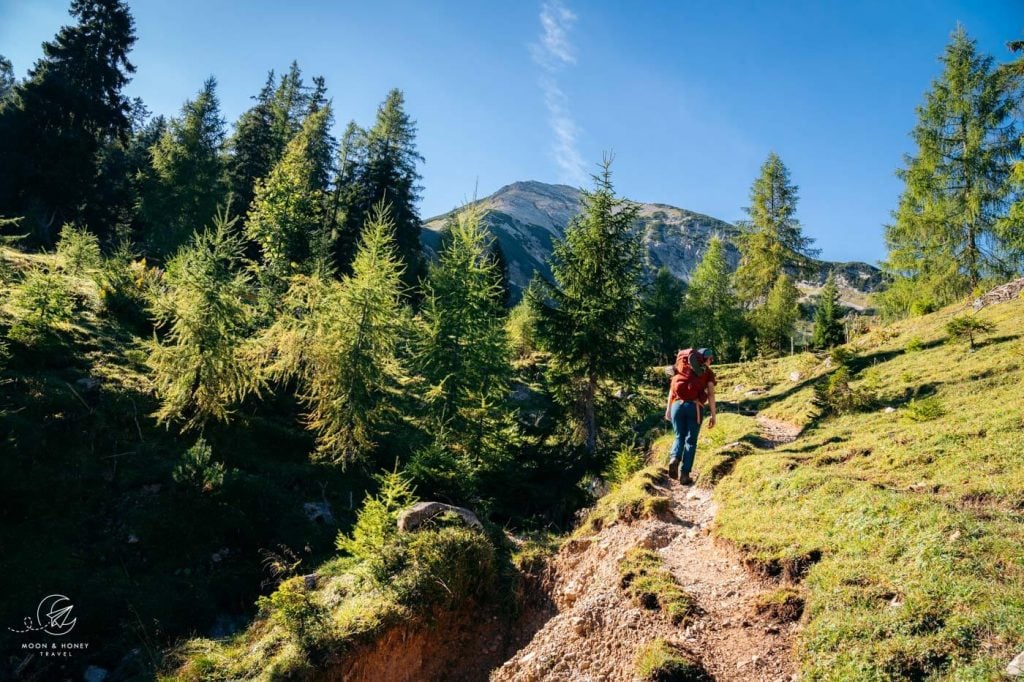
[172,438,226,493]
[96,241,159,323]
[7,269,76,342]
[604,445,646,486]
[336,468,418,583]
[56,224,101,275]
[904,396,945,422]
[813,366,874,416]
[828,346,856,368]
[905,336,925,352]
[256,576,327,648]
[506,298,539,358]
[635,639,706,682]
[946,315,995,350]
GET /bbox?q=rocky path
[492,418,803,681]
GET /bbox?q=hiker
[665,347,717,484]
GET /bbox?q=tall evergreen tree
[0,0,136,244]
[996,38,1024,257]
[261,203,406,464]
[529,159,645,459]
[752,273,800,355]
[883,27,1021,315]
[246,106,333,277]
[147,208,256,430]
[0,56,14,104]
[734,153,818,306]
[642,267,686,364]
[811,270,844,349]
[223,71,278,223]
[140,77,226,258]
[684,237,744,360]
[337,90,423,288]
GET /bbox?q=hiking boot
[668,459,679,480]
[679,473,694,486]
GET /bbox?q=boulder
[1008,650,1024,676]
[397,501,482,532]
[303,501,334,525]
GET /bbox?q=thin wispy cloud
[531,1,587,185]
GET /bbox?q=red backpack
[671,348,707,402]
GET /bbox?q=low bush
[56,223,102,275]
[6,268,76,343]
[603,444,646,486]
[172,437,226,493]
[904,396,945,422]
[813,366,874,416]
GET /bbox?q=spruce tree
[246,106,333,277]
[0,56,14,103]
[147,208,256,430]
[684,237,744,360]
[642,267,686,364]
[884,27,1020,315]
[224,71,279,223]
[997,39,1024,258]
[752,273,800,355]
[529,159,645,459]
[811,270,844,349]
[337,90,423,288]
[0,0,136,244]
[141,77,226,258]
[734,153,818,306]
[260,203,405,464]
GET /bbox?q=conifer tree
[0,56,14,103]
[261,203,405,463]
[883,27,1021,315]
[337,90,423,288]
[141,77,226,258]
[996,39,1024,259]
[752,273,800,355]
[0,0,136,244]
[148,208,256,430]
[684,237,744,360]
[642,267,686,364]
[811,270,844,349]
[529,159,645,459]
[224,71,278,223]
[246,106,333,277]
[734,153,818,306]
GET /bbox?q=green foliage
[140,77,226,258]
[734,152,818,306]
[0,0,136,245]
[172,437,225,493]
[642,266,686,364]
[530,159,646,458]
[7,268,76,342]
[56,223,101,275]
[506,296,539,358]
[905,335,925,352]
[883,28,1021,315]
[813,365,874,416]
[603,445,646,486]
[256,576,327,649]
[260,203,405,462]
[147,208,256,429]
[336,467,418,582]
[577,467,670,535]
[683,237,745,361]
[245,106,333,277]
[904,395,945,422]
[945,314,996,349]
[811,270,844,349]
[635,639,706,682]
[95,240,157,323]
[335,89,423,288]
[752,273,800,355]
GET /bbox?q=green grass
[574,466,671,536]
[634,638,707,681]
[618,548,696,626]
[702,296,1024,679]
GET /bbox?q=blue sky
[1,1,1021,264]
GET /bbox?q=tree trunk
[584,371,597,457]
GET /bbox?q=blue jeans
[668,401,701,475]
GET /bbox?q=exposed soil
[492,417,804,681]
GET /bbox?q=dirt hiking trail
[493,417,802,682]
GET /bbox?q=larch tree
[642,267,686,365]
[734,152,818,307]
[140,77,226,258]
[883,27,1020,315]
[260,203,406,464]
[0,0,136,245]
[683,237,744,361]
[529,158,646,460]
[752,273,800,355]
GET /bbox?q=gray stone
[1008,650,1024,676]
[789,371,802,382]
[303,501,334,525]
[76,377,101,392]
[397,501,482,532]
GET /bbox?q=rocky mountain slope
[421,181,883,308]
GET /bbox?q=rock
[76,377,101,392]
[1008,650,1024,676]
[397,501,482,532]
[973,276,1024,311]
[127,534,138,544]
[640,526,679,550]
[83,666,109,682]
[789,371,802,382]
[883,406,896,414]
[211,548,229,563]
[303,501,334,525]
[303,573,318,590]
